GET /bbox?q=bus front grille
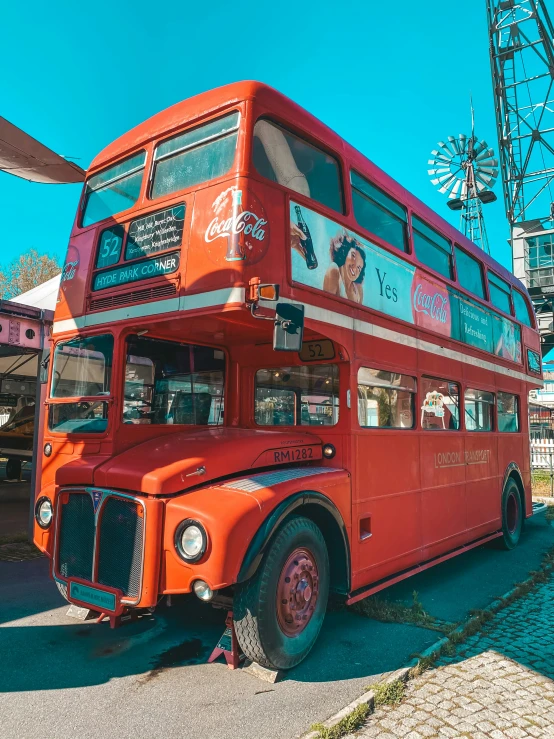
[57,490,144,601]
[97,497,144,599]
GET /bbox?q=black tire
[233,516,329,670]
[5,459,21,480]
[499,478,523,550]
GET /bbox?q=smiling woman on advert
[323,232,366,304]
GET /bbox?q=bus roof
[89,80,525,297]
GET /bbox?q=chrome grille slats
[58,492,95,581]
[97,497,143,598]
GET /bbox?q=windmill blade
[475,147,496,162]
[438,139,458,158]
[457,134,468,155]
[0,116,85,184]
[472,139,488,157]
[439,175,460,195]
[448,135,462,155]
[476,157,498,170]
[427,166,452,176]
[450,179,462,198]
[476,165,499,178]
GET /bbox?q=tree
[0,249,61,300]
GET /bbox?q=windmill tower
[428,111,498,253]
[486,0,554,352]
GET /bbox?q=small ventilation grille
[90,283,177,312]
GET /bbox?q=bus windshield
[123,336,225,426]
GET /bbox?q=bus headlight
[35,497,53,529]
[175,520,207,563]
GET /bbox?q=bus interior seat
[171,392,212,425]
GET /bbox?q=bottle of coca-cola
[225,189,246,262]
[295,205,317,269]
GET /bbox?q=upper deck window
[512,289,533,327]
[253,120,343,213]
[350,171,408,252]
[151,112,239,200]
[454,245,485,299]
[413,216,453,279]
[81,152,146,227]
[488,271,512,315]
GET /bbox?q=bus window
[454,246,485,299]
[81,152,146,227]
[49,334,114,434]
[497,392,520,432]
[255,365,339,426]
[420,377,460,430]
[512,289,533,327]
[151,112,240,200]
[350,172,408,252]
[122,336,225,426]
[253,120,343,213]
[357,367,415,428]
[412,217,453,280]
[488,272,512,315]
[465,388,494,431]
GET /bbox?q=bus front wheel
[233,516,329,671]
[499,478,523,550]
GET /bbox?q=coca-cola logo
[203,187,269,265]
[413,283,448,323]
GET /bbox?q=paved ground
[0,514,552,739]
[357,572,554,738]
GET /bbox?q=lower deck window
[357,367,415,428]
[421,377,460,430]
[465,388,494,431]
[49,401,109,434]
[497,392,519,432]
[123,337,225,425]
[255,365,339,426]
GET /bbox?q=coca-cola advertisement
[411,271,451,337]
[203,186,269,265]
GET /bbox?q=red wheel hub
[276,548,319,637]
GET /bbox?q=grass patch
[351,590,443,631]
[545,506,554,522]
[531,470,553,496]
[0,532,28,546]
[310,703,369,739]
[367,678,405,707]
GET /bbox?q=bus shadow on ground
[0,514,551,693]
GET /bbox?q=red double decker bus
[34,82,542,670]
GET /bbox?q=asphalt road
[0,513,552,739]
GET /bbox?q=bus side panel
[465,433,500,534]
[419,432,467,555]
[352,432,422,589]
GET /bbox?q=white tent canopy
[11,274,60,312]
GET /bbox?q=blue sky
[1,0,511,270]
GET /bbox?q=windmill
[428,110,498,254]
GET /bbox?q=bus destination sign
[125,204,185,261]
[93,251,180,291]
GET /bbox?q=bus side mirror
[273,303,304,352]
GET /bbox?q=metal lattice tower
[487,0,554,228]
[487,0,554,354]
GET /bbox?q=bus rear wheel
[233,516,329,671]
[499,478,523,550]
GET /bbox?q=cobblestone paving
[355,575,554,738]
